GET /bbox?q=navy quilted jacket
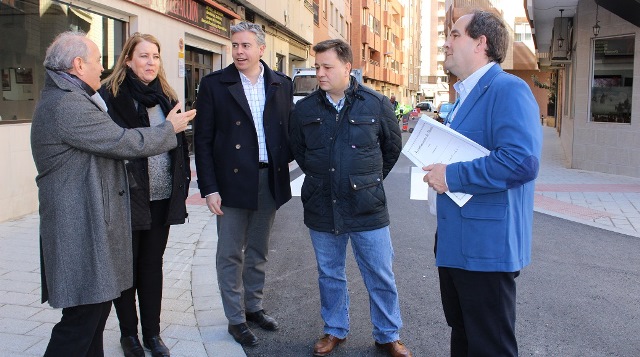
[289,78,402,234]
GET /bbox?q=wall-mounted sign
[126,0,237,38]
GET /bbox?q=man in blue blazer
[194,21,293,347]
[423,11,542,356]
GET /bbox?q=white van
[292,68,364,104]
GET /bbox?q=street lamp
[557,9,565,49]
[593,4,601,36]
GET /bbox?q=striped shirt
[239,65,268,163]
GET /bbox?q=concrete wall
[0,124,38,222]
[563,0,640,177]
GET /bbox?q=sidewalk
[0,199,245,357]
[0,126,639,356]
[534,127,640,238]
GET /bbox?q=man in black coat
[194,21,293,347]
[289,39,411,357]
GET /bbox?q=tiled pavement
[534,127,640,237]
[1,126,639,357]
[0,203,245,357]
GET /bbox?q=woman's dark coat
[99,86,190,230]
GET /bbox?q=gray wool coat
[31,70,178,308]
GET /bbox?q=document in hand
[401,114,489,207]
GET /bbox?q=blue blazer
[436,64,542,272]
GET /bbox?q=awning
[69,6,93,24]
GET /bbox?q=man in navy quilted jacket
[290,39,411,357]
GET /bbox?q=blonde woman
[100,33,192,357]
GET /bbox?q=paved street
[1,126,639,356]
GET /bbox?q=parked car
[415,101,433,111]
[434,102,455,123]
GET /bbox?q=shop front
[0,0,239,221]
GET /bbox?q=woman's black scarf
[120,67,173,128]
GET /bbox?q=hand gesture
[166,102,196,133]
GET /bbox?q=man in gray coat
[31,31,195,356]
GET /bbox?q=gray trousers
[216,168,276,325]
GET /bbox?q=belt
[258,162,269,169]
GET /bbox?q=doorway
[184,45,219,154]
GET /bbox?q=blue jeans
[309,226,403,343]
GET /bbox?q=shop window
[590,36,634,124]
[276,54,285,73]
[0,0,125,122]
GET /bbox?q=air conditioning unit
[550,16,572,61]
[538,57,551,68]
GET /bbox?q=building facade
[0,0,312,221]
[420,0,449,108]
[401,0,421,105]
[311,0,352,56]
[527,0,639,177]
[441,0,551,122]
[350,0,407,102]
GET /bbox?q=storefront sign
[126,0,234,38]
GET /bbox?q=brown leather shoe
[375,340,412,357]
[313,334,345,356]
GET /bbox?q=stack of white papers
[401,115,489,207]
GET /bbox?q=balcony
[362,0,371,9]
[361,25,374,44]
[363,60,382,81]
[383,10,390,26]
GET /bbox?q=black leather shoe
[143,335,170,357]
[228,322,259,346]
[120,336,144,357]
[246,309,279,331]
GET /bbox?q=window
[514,22,532,43]
[590,36,634,123]
[276,54,285,73]
[313,0,319,25]
[0,1,126,121]
[330,3,334,27]
[370,16,380,35]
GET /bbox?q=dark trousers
[44,301,112,357]
[438,267,519,357]
[113,199,170,338]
